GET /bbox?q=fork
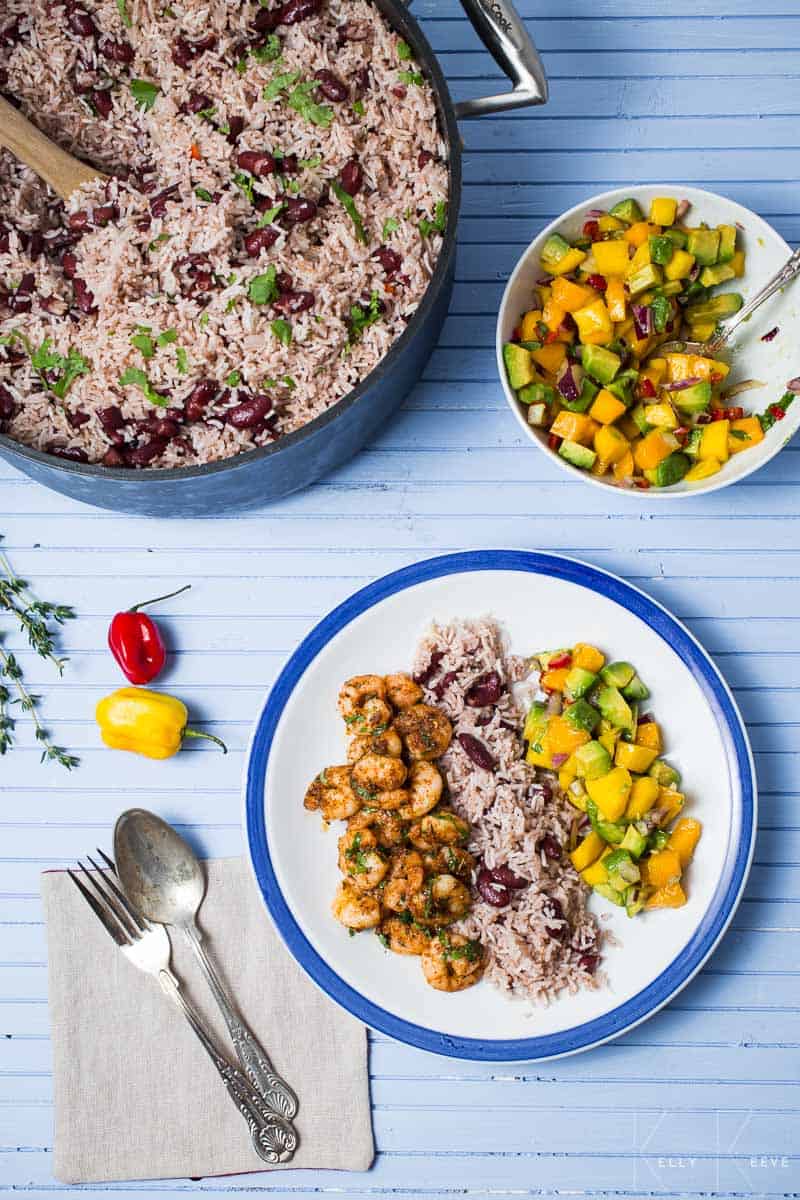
[68,856,298,1165]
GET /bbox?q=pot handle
[454,0,548,119]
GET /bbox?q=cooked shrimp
[347,808,406,850]
[331,880,381,930]
[422,845,476,879]
[394,703,453,760]
[351,753,407,795]
[410,873,471,927]
[384,673,423,710]
[345,696,394,736]
[337,829,389,891]
[398,760,443,820]
[420,808,470,846]
[338,674,387,720]
[304,765,361,821]
[421,932,485,992]
[346,727,403,763]
[382,850,425,913]
[373,788,410,812]
[380,915,430,956]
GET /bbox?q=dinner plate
[244,551,756,1061]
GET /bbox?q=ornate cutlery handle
[157,969,298,1164]
[710,246,800,351]
[184,923,299,1121]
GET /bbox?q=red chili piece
[638,377,656,399]
[108,584,191,684]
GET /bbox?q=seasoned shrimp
[338,674,387,720]
[331,880,381,930]
[304,765,361,821]
[382,850,425,913]
[351,753,407,795]
[373,788,410,812]
[337,828,389,891]
[398,760,443,820]
[420,808,470,846]
[410,873,471,927]
[422,845,476,879]
[394,703,453,760]
[380,915,430,956]
[346,727,403,763]
[345,696,394,736]
[384,672,423,710]
[421,932,485,992]
[347,808,406,850]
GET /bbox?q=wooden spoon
[0,95,106,200]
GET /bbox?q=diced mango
[645,881,687,909]
[572,643,605,673]
[595,424,630,465]
[570,830,605,873]
[633,429,676,471]
[614,741,659,773]
[597,724,620,757]
[558,752,579,791]
[586,766,632,821]
[635,721,662,753]
[550,411,600,446]
[642,357,667,388]
[543,714,591,755]
[581,855,611,887]
[642,847,682,889]
[613,448,635,481]
[685,458,722,482]
[667,817,702,869]
[542,298,566,334]
[546,247,587,276]
[644,402,678,430]
[532,342,567,375]
[541,667,570,693]
[625,775,660,819]
[627,241,651,274]
[649,197,677,226]
[657,788,686,826]
[590,389,628,425]
[665,353,729,384]
[519,309,544,342]
[665,249,696,282]
[619,413,641,440]
[605,277,626,322]
[592,240,631,276]
[731,249,746,278]
[598,214,624,233]
[551,277,594,312]
[573,298,613,346]
[625,221,659,248]
[699,420,730,463]
[728,416,764,456]
[526,743,553,768]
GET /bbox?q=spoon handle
[184,924,300,1121]
[710,246,800,352]
[0,96,105,201]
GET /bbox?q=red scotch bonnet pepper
[108,585,191,685]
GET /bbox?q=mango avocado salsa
[504,195,772,489]
[524,641,701,915]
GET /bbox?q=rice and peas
[0,0,448,467]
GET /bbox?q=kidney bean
[188,270,213,296]
[457,732,496,772]
[61,251,78,279]
[464,670,503,708]
[538,833,562,862]
[68,8,97,37]
[273,289,313,314]
[476,868,510,908]
[68,210,90,232]
[352,65,370,97]
[280,153,299,176]
[276,270,293,291]
[275,0,322,24]
[252,6,278,32]
[127,438,167,466]
[542,896,567,941]
[65,409,90,429]
[183,379,218,421]
[339,158,363,196]
[283,197,317,224]
[150,184,180,217]
[72,278,96,314]
[491,864,527,890]
[392,84,407,100]
[24,231,43,263]
[99,36,134,62]
[47,444,90,462]
[9,272,35,314]
[433,669,457,700]
[148,417,180,439]
[338,19,369,43]
[0,17,23,46]
[102,446,128,467]
[237,150,275,177]
[226,115,245,144]
[98,404,124,433]
[172,34,216,68]
[92,204,117,226]
[226,393,271,429]
[578,953,599,975]
[314,68,347,102]
[414,649,443,686]
[0,224,10,253]
[244,226,279,257]
[92,89,113,120]
[0,386,17,420]
[418,150,433,169]
[475,710,492,727]
[181,91,212,114]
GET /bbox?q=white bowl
[496,185,799,499]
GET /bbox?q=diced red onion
[551,752,569,768]
[662,376,702,392]
[632,304,653,339]
[761,326,779,343]
[584,208,605,218]
[786,377,800,394]
[675,199,691,222]
[721,378,766,400]
[556,359,584,402]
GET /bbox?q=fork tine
[96,847,117,875]
[87,852,150,932]
[79,861,140,941]
[68,869,130,947]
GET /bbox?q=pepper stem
[129,583,192,613]
[183,727,228,754]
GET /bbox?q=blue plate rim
[243,550,757,1062]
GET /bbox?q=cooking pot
[0,0,547,516]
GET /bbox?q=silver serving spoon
[114,809,299,1130]
[658,246,800,357]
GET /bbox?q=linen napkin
[42,856,374,1184]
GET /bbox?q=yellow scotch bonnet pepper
[96,688,227,759]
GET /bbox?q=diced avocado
[620,824,648,859]
[628,263,664,297]
[561,376,599,414]
[559,440,597,470]
[700,263,736,288]
[600,661,636,689]
[503,343,534,390]
[621,701,639,741]
[574,740,612,780]
[563,698,601,735]
[717,224,737,264]
[625,886,646,917]
[593,882,626,906]
[518,340,543,351]
[596,685,633,731]
[648,759,681,787]
[631,404,652,436]
[687,228,720,266]
[622,673,649,702]
[684,428,703,459]
[604,848,640,889]
[609,198,644,225]
[650,293,672,332]
[685,292,743,325]
[644,451,690,487]
[586,799,626,845]
[648,235,674,266]
[523,700,548,747]
[541,232,573,268]
[582,344,621,386]
[518,381,555,407]
[660,280,684,297]
[649,829,670,851]
[565,667,598,701]
[663,228,688,249]
[526,403,548,427]
[673,379,712,414]
[607,369,639,407]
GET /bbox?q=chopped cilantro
[3,333,90,399]
[225,370,241,387]
[263,70,300,101]
[196,106,216,122]
[330,179,367,244]
[397,39,412,60]
[233,171,255,205]
[252,34,281,63]
[419,199,447,238]
[271,318,292,346]
[118,366,168,407]
[157,329,177,347]
[382,217,399,240]
[347,290,382,346]
[729,428,751,441]
[398,69,424,86]
[175,347,189,374]
[298,154,322,169]
[759,391,795,432]
[148,232,171,251]
[376,931,390,949]
[130,332,155,359]
[199,312,210,328]
[116,0,132,27]
[283,375,295,390]
[248,265,278,305]
[352,99,365,117]
[194,186,213,203]
[256,201,285,228]
[287,79,334,128]
[129,79,159,111]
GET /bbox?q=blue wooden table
[2,0,800,1195]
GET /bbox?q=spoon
[114,808,299,1129]
[0,95,105,199]
[657,246,800,357]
